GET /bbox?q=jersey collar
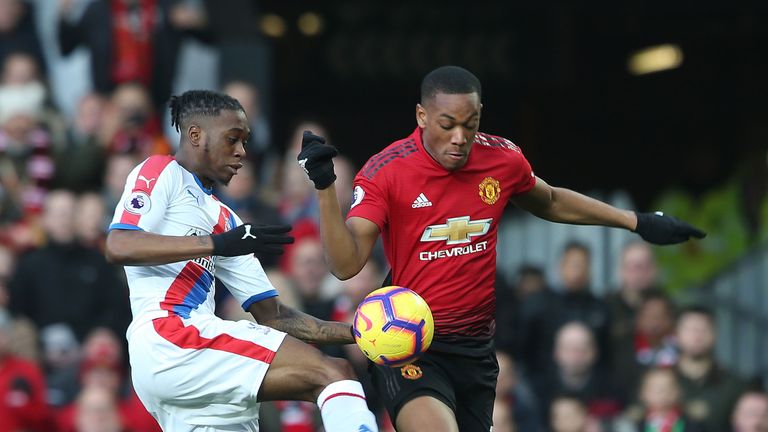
[192,173,213,195]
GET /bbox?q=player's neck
[174,150,213,189]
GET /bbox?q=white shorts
[128,313,286,431]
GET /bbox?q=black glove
[297,130,338,190]
[211,223,294,257]
[634,211,706,245]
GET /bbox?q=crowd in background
[1,0,767,431]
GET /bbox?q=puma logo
[138,175,156,188]
[241,225,257,240]
[298,158,308,174]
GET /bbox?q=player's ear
[188,124,202,147]
[416,103,427,128]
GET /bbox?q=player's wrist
[210,232,226,256]
[313,172,336,190]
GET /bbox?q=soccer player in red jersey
[298,65,705,431]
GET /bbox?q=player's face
[417,92,481,171]
[201,109,250,186]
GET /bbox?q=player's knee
[308,356,357,397]
[316,355,356,383]
[325,356,357,381]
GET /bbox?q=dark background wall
[213,0,768,210]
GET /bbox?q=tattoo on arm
[266,305,353,345]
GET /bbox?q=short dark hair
[678,304,715,323]
[562,240,591,257]
[169,90,244,133]
[420,65,482,103]
[640,290,677,317]
[517,264,545,279]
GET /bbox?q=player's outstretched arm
[298,131,381,279]
[105,223,293,265]
[510,177,706,245]
[105,229,214,265]
[248,297,354,344]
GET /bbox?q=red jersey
[347,127,536,343]
[0,356,52,432]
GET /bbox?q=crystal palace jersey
[109,155,277,338]
[347,127,536,343]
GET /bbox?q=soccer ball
[352,286,434,367]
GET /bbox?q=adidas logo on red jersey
[412,193,433,208]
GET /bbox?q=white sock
[317,380,379,432]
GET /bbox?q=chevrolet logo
[420,216,492,245]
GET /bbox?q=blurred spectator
[519,241,611,377]
[58,0,214,111]
[98,82,172,159]
[333,259,383,326]
[278,152,319,225]
[532,321,624,424]
[286,119,328,159]
[8,189,131,342]
[287,237,336,326]
[0,241,39,361]
[2,50,40,85]
[675,306,750,432]
[72,386,123,432]
[630,367,705,432]
[221,79,275,186]
[102,152,140,223]
[0,0,46,72]
[634,293,679,367]
[605,240,663,364]
[1,51,67,147]
[496,349,543,432]
[0,243,12,309]
[493,397,517,432]
[57,327,161,432]
[0,308,53,431]
[0,61,56,217]
[731,391,768,432]
[613,291,679,400]
[274,119,329,218]
[549,396,597,432]
[76,191,108,251]
[52,92,108,192]
[495,264,548,356]
[41,323,81,407]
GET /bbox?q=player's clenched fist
[211,223,294,257]
[634,211,707,245]
[297,130,338,190]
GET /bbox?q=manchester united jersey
[347,127,536,343]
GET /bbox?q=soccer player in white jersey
[105,90,379,432]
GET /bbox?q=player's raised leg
[259,334,379,432]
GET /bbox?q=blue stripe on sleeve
[241,290,279,311]
[108,223,143,231]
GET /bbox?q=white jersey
[110,155,277,336]
[109,155,285,429]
